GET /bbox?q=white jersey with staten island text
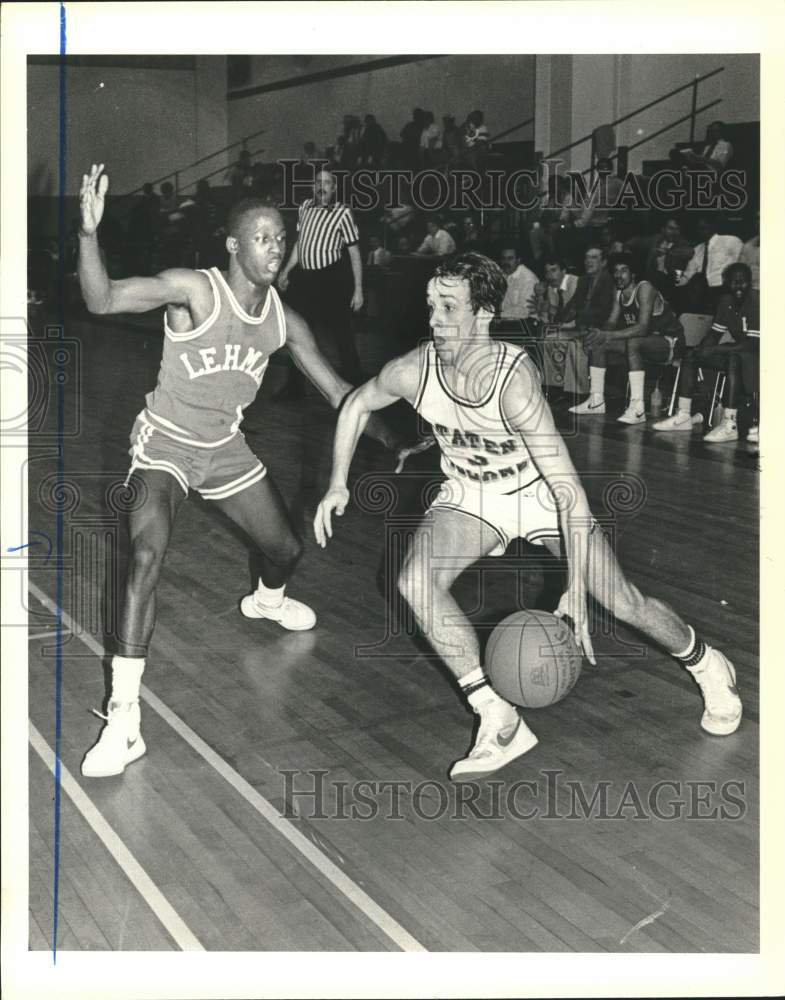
[413,341,542,495]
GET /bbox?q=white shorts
[428,477,563,556]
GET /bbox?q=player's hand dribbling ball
[486,610,583,709]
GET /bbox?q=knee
[397,558,452,611]
[272,532,303,570]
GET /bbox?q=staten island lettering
[433,422,529,483]
[179,345,268,384]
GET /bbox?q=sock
[724,407,738,423]
[628,370,645,405]
[459,667,509,713]
[677,396,692,415]
[111,656,145,704]
[671,626,708,670]
[589,366,606,403]
[255,578,285,608]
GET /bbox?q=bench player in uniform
[77,164,394,777]
[314,252,742,781]
[570,252,685,424]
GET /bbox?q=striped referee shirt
[297,197,360,270]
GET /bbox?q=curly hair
[433,252,508,315]
[722,261,752,285]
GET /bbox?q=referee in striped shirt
[277,170,364,397]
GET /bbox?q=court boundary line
[28,721,204,952]
[28,580,428,953]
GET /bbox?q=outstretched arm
[283,304,401,451]
[78,163,199,314]
[314,354,419,546]
[502,358,596,663]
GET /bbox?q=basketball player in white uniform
[77,164,395,777]
[315,253,742,781]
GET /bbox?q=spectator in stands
[192,179,221,267]
[676,214,743,313]
[653,262,759,444]
[676,120,734,174]
[535,256,580,324]
[359,114,387,168]
[740,215,760,291]
[571,252,684,423]
[366,233,393,268]
[559,244,616,331]
[415,216,456,256]
[396,235,413,255]
[442,115,462,165]
[301,140,321,166]
[225,149,253,199]
[462,110,490,150]
[400,108,426,169]
[127,182,162,275]
[419,111,443,164]
[498,245,539,321]
[338,115,362,169]
[643,217,694,298]
[460,215,485,252]
[575,158,624,232]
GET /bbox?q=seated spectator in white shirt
[498,246,539,320]
[677,214,743,312]
[366,234,392,268]
[415,217,457,256]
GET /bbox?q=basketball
[486,610,583,708]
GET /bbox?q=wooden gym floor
[25,307,758,953]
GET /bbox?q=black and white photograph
[1,2,783,998]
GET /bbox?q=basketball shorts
[428,477,564,556]
[125,413,266,499]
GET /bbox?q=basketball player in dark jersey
[315,253,741,781]
[570,252,685,424]
[77,164,395,777]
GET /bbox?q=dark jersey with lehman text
[141,267,286,447]
[414,341,542,495]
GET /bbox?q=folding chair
[667,313,713,415]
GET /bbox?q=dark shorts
[126,412,266,499]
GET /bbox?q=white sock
[459,666,512,715]
[677,396,692,415]
[255,579,285,608]
[111,656,144,704]
[589,366,606,403]
[724,408,738,423]
[628,370,645,405]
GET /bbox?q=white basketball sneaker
[569,396,606,415]
[81,701,146,778]
[617,403,646,425]
[703,417,738,443]
[240,593,316,630]
[686,648,742,735]
[652,411,703,432]
[449,705,538,781]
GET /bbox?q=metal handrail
[118,127,267,200]
[487,115,535,145]
[575,98,722,175]
[544,66,724,161]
